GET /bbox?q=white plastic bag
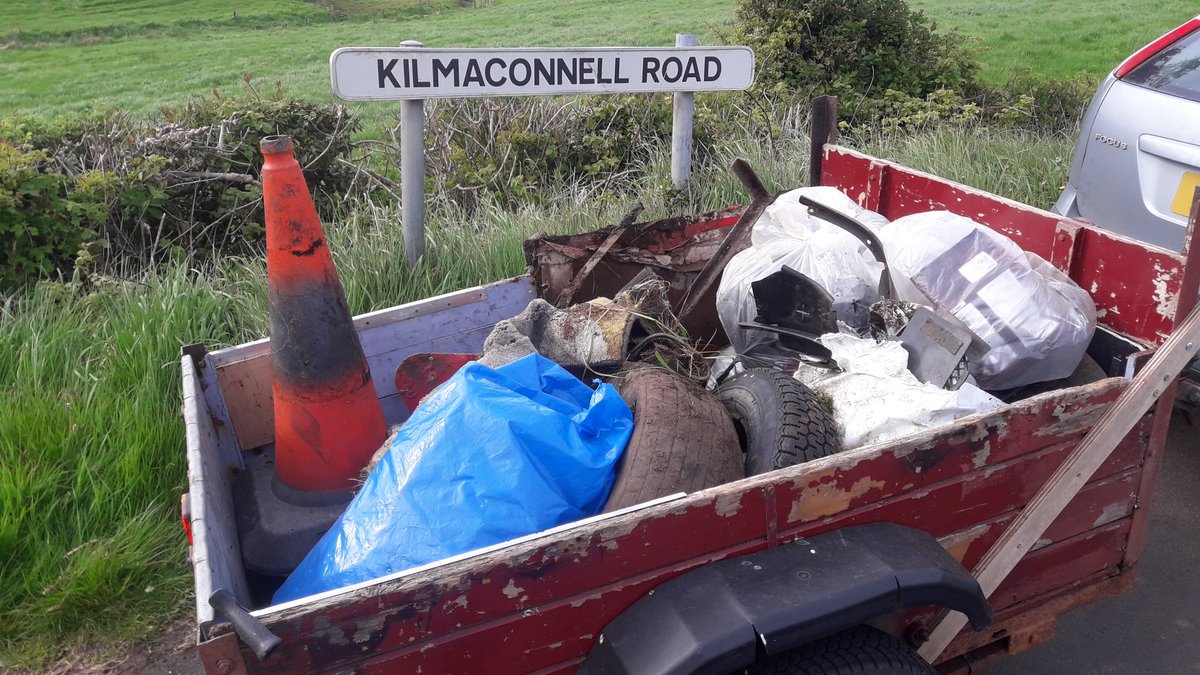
[717,187,888,352]
[878,211,1097,390]
[794,333,1003,449]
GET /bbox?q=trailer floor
[987,411,1200,673]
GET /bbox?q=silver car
[1055,15,1200,252]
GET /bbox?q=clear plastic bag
[717,187,888,352]
[879,211,1097,390]
[272,354,634,604]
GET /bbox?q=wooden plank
[251,482,1136,674]
[1125,192,1200,570]
[808,96,838,187]
[921,303,1200,660]
[823,146,1066,262]
[343,520,1125,675]
[1069,227,1191,345]
[934,469,1139,572]
[777,432,1144,543]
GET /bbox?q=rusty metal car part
[555,203,645,308]
[895,306,973,390]
[676,159,773,323]
[797,193,895,300]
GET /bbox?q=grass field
[1,0,735,117]
[908,0,1197,83]
[3,0,1197,118]
[0,0,1179,669]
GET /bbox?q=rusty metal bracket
[197,629,249,675]
[555,203,645,307]
[675,159,773,322]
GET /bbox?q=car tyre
[747,625,937,674]
[716,368,840,476]
[603,367,744,512]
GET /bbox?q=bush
[733,0,981,99]
[0,145,102,289]
[982,74,1096,133]
[421,94,712,211]
[0,89,360,284]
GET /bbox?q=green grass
[3,0,1198,118]
[908,0,1198,82]
[0,270,254,665]
[0,0,736,118]
[3,0,335,43]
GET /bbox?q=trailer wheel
[716,369,840,476]
[603,367,743,512]
[748,626,937,674]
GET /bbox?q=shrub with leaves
[0,87,359,283]
[982,74,1096,133]
[0,145,103,289]
[733,0,980,99]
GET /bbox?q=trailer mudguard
[580,522,992,675]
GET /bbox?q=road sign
[330,46,755,100]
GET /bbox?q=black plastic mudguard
[579,522,993,675]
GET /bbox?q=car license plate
[1171,171,1200,217]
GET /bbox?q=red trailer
[181,144,1200,674]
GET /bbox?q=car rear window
[1124,28,1200,102]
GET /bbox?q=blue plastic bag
[273,354,633,604]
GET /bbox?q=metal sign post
[398,40,425,266]
[671,34,697,190]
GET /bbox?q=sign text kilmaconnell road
[329,47,755,100]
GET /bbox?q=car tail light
[1115,17,1200,78]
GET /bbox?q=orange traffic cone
[260,135,387,493]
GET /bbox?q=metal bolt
[1164,373,1172,381]
[1153,389,1161,397]
[215,659,235,675]
[1187,342,1195,351]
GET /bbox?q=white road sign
[330,46,755,100]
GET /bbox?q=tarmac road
[986,412,1200,674]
